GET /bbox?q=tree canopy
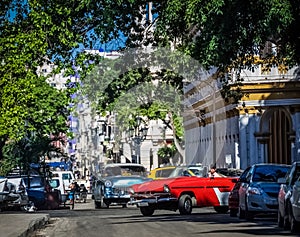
[0,0,299,172]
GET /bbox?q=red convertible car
[129,175,238,216]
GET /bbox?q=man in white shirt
[208,164,222,177]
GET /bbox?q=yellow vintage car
[148,166,197,180]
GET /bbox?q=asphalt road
[31,199,298,237]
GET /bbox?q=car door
[239,166,254,211]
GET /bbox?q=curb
[19,214,50,237]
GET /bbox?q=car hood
[104,176,152,187]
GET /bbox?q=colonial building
[184,65,300,170]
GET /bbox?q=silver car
[238,163,290,220]
[278,161,300,233]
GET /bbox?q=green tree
[150,0,299,67]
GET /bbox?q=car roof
[252,163,291,167]
[152,166,176,170]
[104,163,145,167]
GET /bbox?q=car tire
[283,211,290,230]
[178,194,192,215]
[239,207,245,219]
[95,201,102,209]
[245,209,254,220]
[278,210,284,228]
[289,209,300,233]
[230,208,238,217]
[140,206,155,216]
[214,206,229,214]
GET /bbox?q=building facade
[184,65,300,170]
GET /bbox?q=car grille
[266,204,278,209]
[266,192,278,198]
[112,186,129,195]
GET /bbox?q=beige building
[184,64,300,169]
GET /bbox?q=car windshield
[168,167,193,177]
[188,167,204,177]
[102,165,147,177]
[252,165,289,182]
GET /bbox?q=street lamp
[128,116,148,164]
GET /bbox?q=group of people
[68,182,88,204]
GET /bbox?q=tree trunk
[168,112,185,164]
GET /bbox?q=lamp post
[128,116,148,164]
[212,88,216,165]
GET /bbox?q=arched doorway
[258,108,294,164]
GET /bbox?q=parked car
[278,161,300,233]
[148,166,176,179]
[129,174,238,216]
[92,163,152,208]
[228,166,251,217]
[238,163,290,220]
[0,178,8,211]
[49,176,68,204]
[51,170,75,191]
[1,177,31,211]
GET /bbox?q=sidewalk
[0,211,49,237]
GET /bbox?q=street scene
[1,1,300,237]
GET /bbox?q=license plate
[138,202,149,207]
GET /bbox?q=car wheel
[283,211,290,230]
[122,204,127,208]
[214,206,229,214]
[245,209,254,220]
[278,210,284,228]
[178,194,192,215]
[289,209,300,233]
[230,208,238,217]
[244,199,254,220]
[239,207,245,219]
[95,201,102,209]
[140,206,155,216]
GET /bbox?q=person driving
[208,164,222,177]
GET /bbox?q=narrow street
[31,198,297,237]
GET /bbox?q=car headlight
[128,187,135,195]
[104,180,113,187]
[163,184,170,193]
[247,187,262,195]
